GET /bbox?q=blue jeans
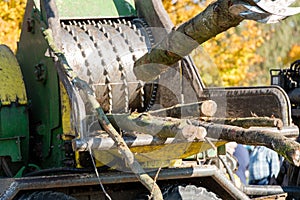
[249,177,269,185]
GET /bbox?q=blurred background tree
[162,0,300,87]
[1,0,299,87]
[256,14,300,85]
[0,0,26,52]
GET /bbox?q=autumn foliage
[0,0,26,52]
[1,0,299,86]
[163,0,265,86]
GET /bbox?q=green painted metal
[16,0,65,169]
[56,0,136,19]
[0,45,29,163]
[0,105,29,162]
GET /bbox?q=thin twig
[148,167,162,200]
[88,147,112,200]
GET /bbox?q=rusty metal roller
[60,19,155,113]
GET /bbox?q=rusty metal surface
[0,165,249,200]
[251,193,287,200]
[201,86,293,127]
[4,163,298,200]
[243,185,300,197]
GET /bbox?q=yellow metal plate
[0,45,27,105]
[91,140,227,169]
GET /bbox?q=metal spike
[149,38,155,43]
[70,29,76,37]
[127,21,132,28]
[74,35,79,42]
[113,22,118,28]
[101,26,107,34]
[96,22,102,29]
[112,45,117,53]
[104,32,110,39]
[66,25,71,32]
[121,71,127,80]
[137,29,142,37]
[103,89,109,96]
[105,76,111,84]
[132,24,137,31]
[87,29,92,37]
[140,95,145,108]
[117,26,123,33]
[83,24,88,31]
[87,69,92,76]
[91,34,96,42]
[139,36,145,43]
[129,47,134,53]
[88,78,93,85]
[136,81,144,91]
[108,100,113,113]
[116,56,121,62]
[107,84,112,91]
[132,54,137,61]
[118,64,123,71]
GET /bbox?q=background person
[248,146,280,185]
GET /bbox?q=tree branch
[108,111,300,166]
[199,116,283,129]
[133,0,243,82]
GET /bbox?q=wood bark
[191,120,300,166]
[108,113,207,141]
[199,116,283,129]
[133,0,243,82]
[108,112,300,167]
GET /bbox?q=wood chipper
[1,0,300,199]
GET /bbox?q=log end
[200,100,217,117]
[181,125,207,141]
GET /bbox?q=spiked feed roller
[60,19,156,114]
